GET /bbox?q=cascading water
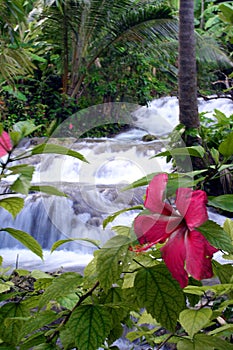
[0,96,233,271]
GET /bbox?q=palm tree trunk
[178,0,199,129]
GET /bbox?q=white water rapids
[0,96,233,272]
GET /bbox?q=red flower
[0,131,12,157]
[134,173,218,288]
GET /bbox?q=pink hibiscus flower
[134,173,218,288]
[0,131,12,157]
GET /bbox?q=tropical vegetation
[0,1,233,349]
[0,0,232,134]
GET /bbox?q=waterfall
[0,97,232,271]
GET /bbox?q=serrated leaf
[0,302,29,345]
[208,195,233,212]
[29,185,67,197]
[197,220,233,253]
[134,264,185,332]
[219,131,233,157]
[0,197,24,218]
[96,235,133,292]
[31,143,88,163]
[39,272,82,308]
[50,237,100,253]
[103,206,143,229]
[0,228,43,259]
[179,308,212,338]
[66,305,112,350]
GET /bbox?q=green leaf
[219,3,233,24]
[1,86,27,101]
[50,238,100,253]
[103,205,143,229]
[13,120,42,137]
[195,333,233,350]
[152,146,205,159]
[19,311,58,339]
[210,147,219,164]
[122,172,156,190]
[184,284,233,296]
[213,260,233,284]
[223,218,233,243]
[212,260,233,298]
[28,53,47,63]
[58,293,79,310]
[111,225,131,237]
[96,236,133,292]
[31,344,56,350]
[29,186,67,197]
[122,171,207,192]
[208,324,233,337]
[208,195,233,212]
[10,165,34,195]
[219,131,233,157]
[197,220,233,253]
[39,272,82,308]
[9,131,21,146]
[0,228,43,259]
[179,308,212,338]
[137,310,159,326]
[0,197,24,218]
[0,280,14,293]
[0,302,29,345]
[134,264,185,332]
[31,143,88,163]
[66,305,113,350]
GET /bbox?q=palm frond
[196,34,233,68]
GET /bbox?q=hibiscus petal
[134,214,172,244]
[185,230,218,281]
[0,131,12,157]
[161,228,188,288]
[175,188,208,230]
[144,173,173,215]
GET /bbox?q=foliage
[0,118,233,349]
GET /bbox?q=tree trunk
[178,0,199,129]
